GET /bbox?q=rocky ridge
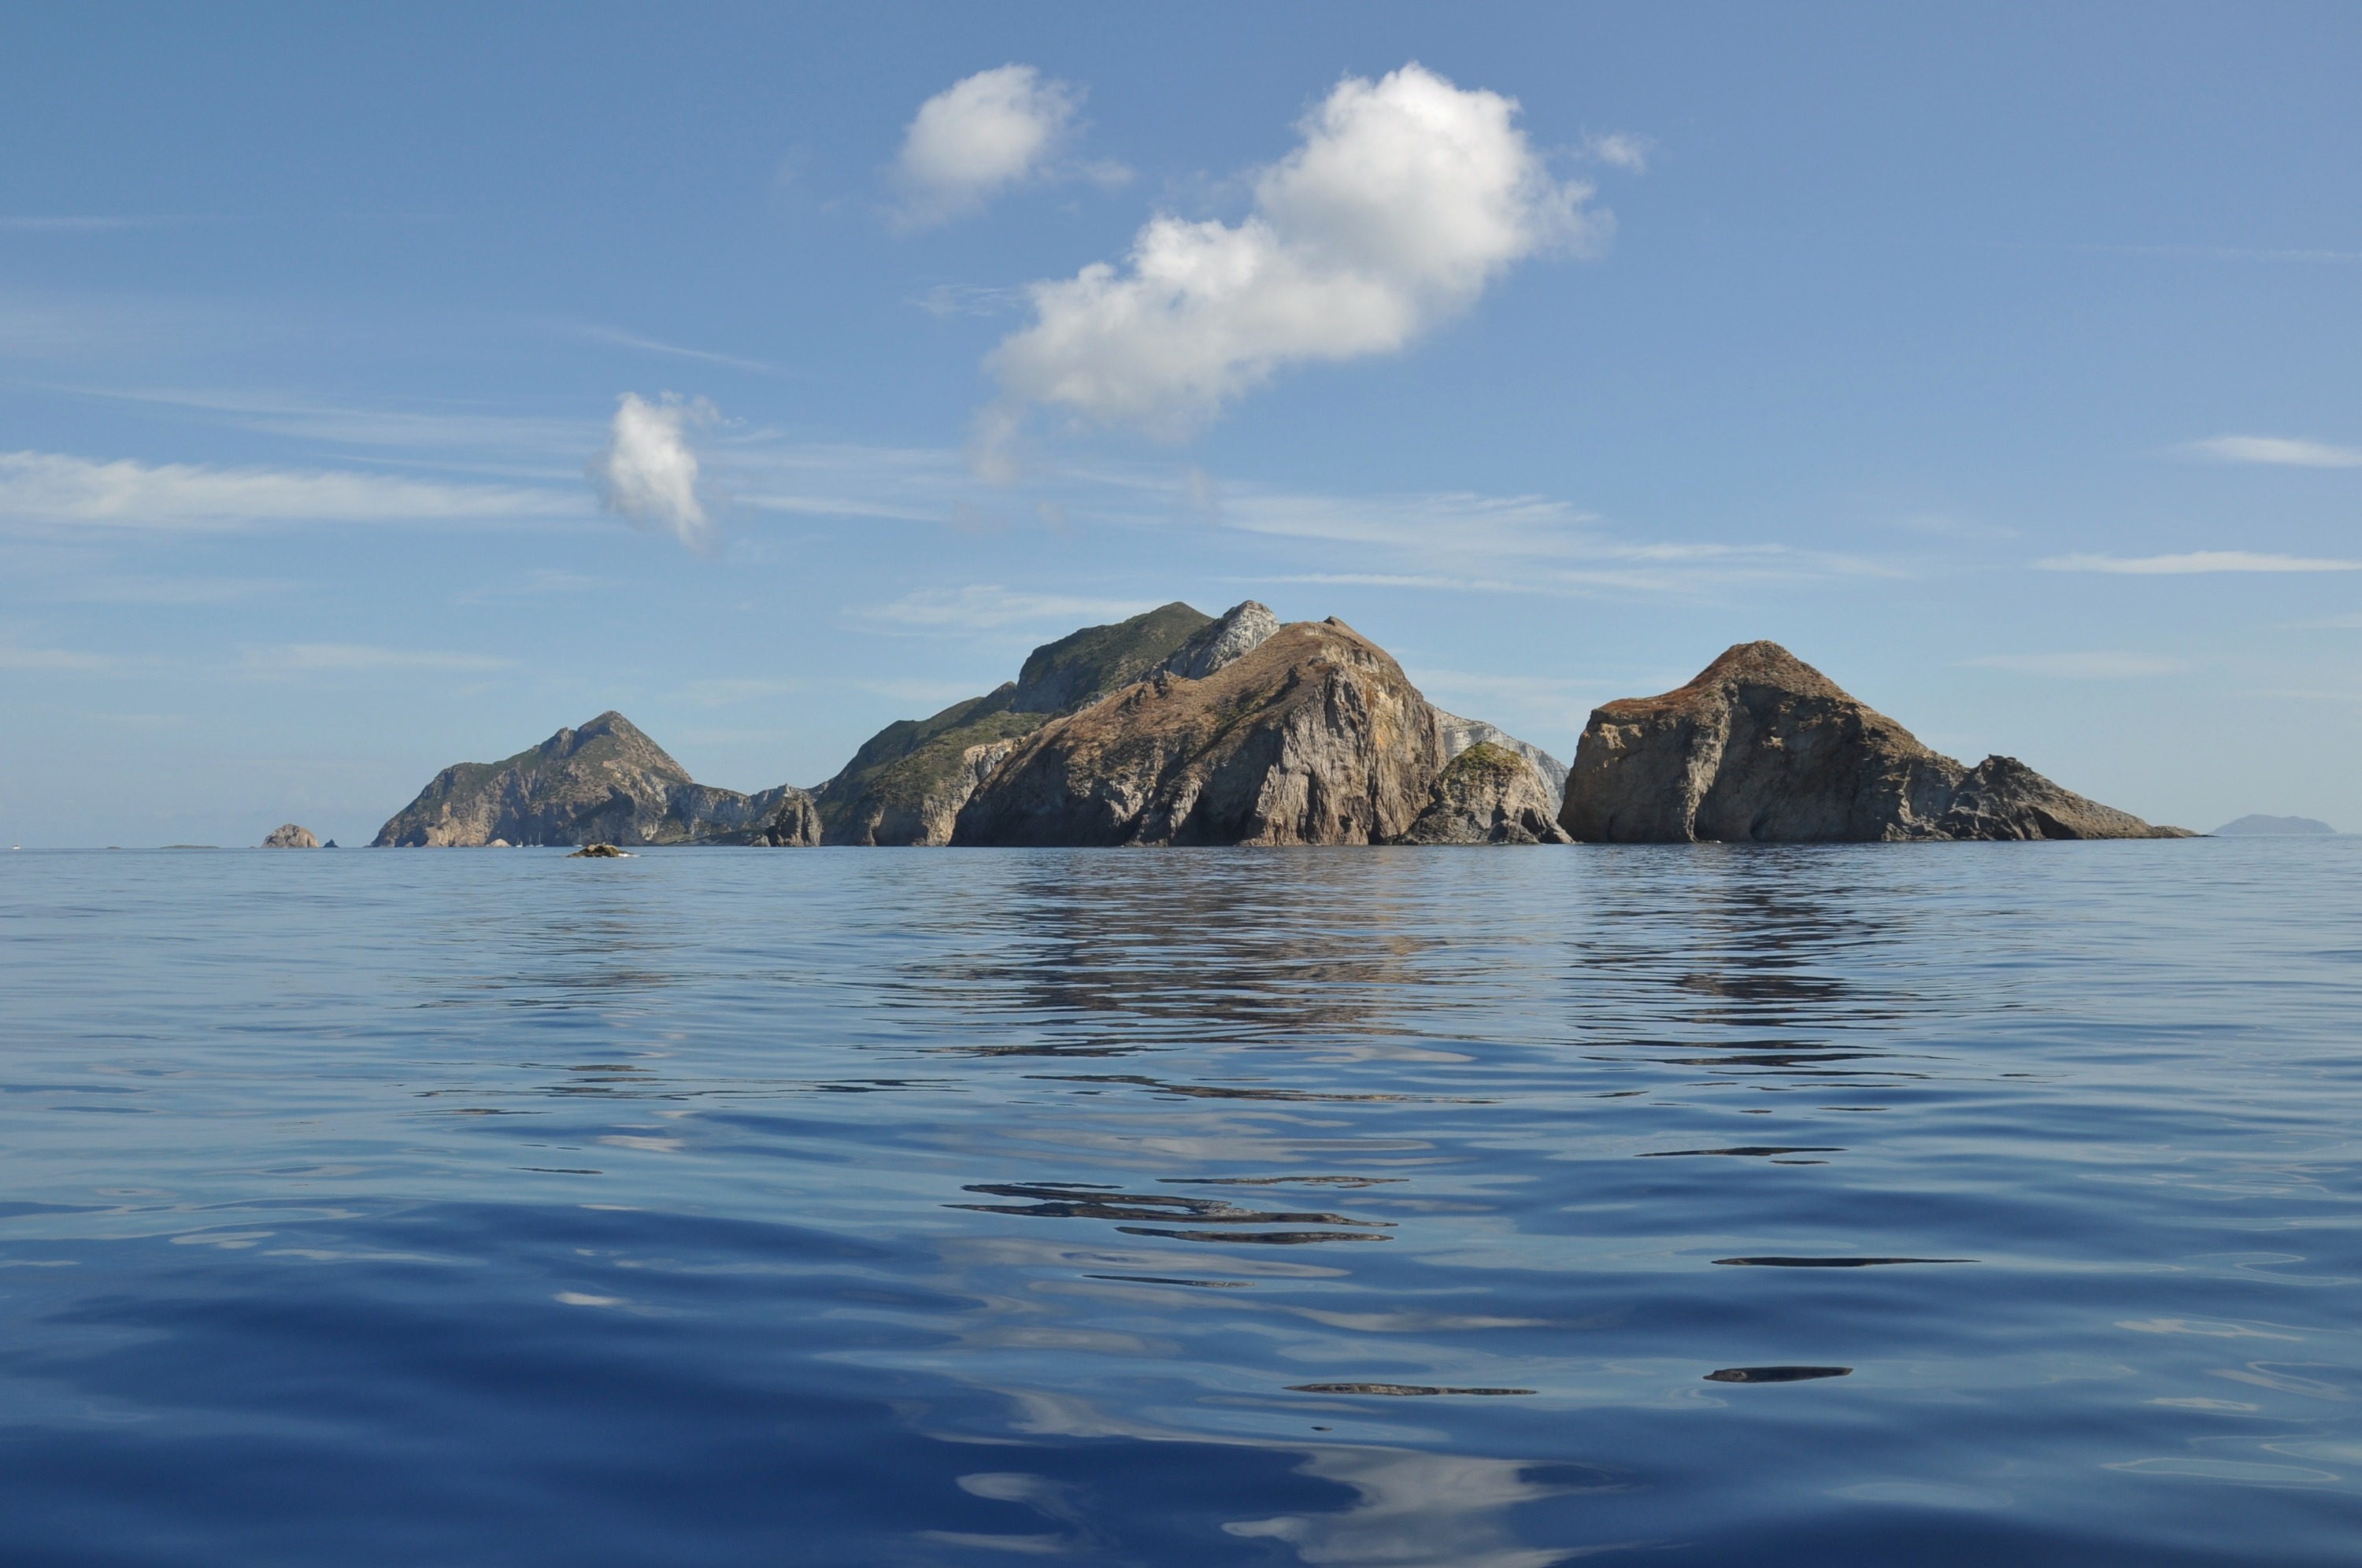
[813,602,1215,845]
[952,617,1447,846]
[372,712,817,847]
[1558,642,2188,843]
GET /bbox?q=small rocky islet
[368,603,2187,849]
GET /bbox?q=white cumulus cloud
[589,392,716,552]
[2182,435,2362,468]
[2038,551,2362,574]
[982,62,1603,447]
[894,65,1087,228]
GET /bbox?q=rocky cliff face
[1156,600,1280,681]
[952,618,1446,846]
[815,602,1215,845]
[261,823,319,849]
[1394,743,1572,845]
[1559,642,2190,843]
[372,712,812,847]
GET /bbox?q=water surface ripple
[4,842,2360,1564]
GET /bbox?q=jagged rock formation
[1394,743,1573,845]
[1559,642,2190,843]
[1432,709,1568,804]
[815,602,1214,845]
[2215,814,2334,836]
[953,617,1446,846]
[1156,600,1280,681]
[372,712,816,847]
[261,823,319,849]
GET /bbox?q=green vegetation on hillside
[816,602,1212,843]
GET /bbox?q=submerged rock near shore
[953,617,1448,846]
[372,712,817,848]
[1559,642,2189,843]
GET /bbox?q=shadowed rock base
[1560,642,2190,843]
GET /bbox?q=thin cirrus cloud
[239,644,515,675]
[2038,551,2362,575]
[2180,435,2362,468]
[890,65,1120,230]
[978,62,1609,464]
[853,584,1157,632]
[1960,652,2189,679]
[587,393,718,553]
[0,449,574,531]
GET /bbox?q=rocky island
[368,615,2186,851]
[1558,642,2189,842]
[370,601,1566,849]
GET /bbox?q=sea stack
[953,616,1446,846]
[261,823,320,849]
[1559,642,2189,843]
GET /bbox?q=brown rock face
[1394,744,1573,845]
[1559,642,2190,843]
[816,602,1214,845]
[952,619,1446,846]
[261,823,319,849]
[373,712,816,847]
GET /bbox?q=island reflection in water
[0,841,2357,1565]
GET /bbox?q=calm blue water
[4,842,2360,1566]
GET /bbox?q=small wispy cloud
[2179,435,2362,468]
[47,384,594,464]
[240,644,515,675]
[1960,652,2188,678]
[565,322,778,375]
[588,393,718,553]
[58,575,296,605]
[2038,551,2362,574]
[0,450,576,532]
[853,585,1156,631]
[0,215,210,234]
[678,676,811,707]
[0,643,115,671]
[1577,131,1653,172]
[912,283,1030,320]
[892,65,1119,230]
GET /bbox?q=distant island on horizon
[2212,814,2338,837]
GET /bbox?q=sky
[2,2,2359,846]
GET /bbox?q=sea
[3,840,2359,1566]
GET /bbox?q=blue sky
[3,2,2358,845]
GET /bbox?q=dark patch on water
[1713,1256,1973,1267]
[1287,1382,1537,1396]
[1705,1366,1854,1383]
